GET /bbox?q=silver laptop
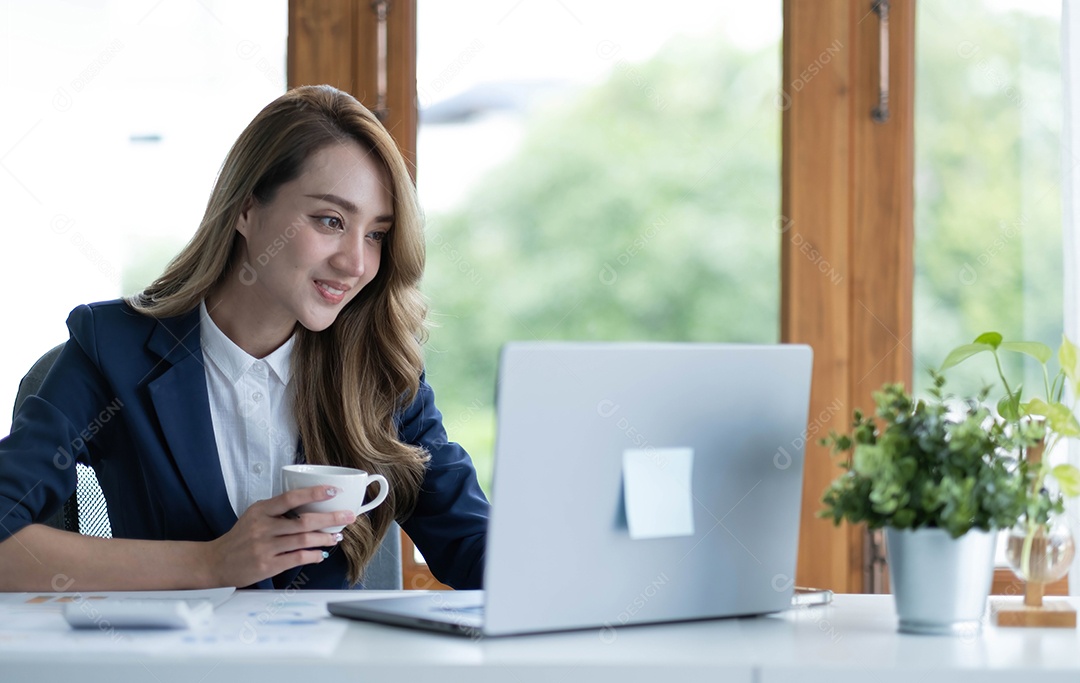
[328,342,813,637]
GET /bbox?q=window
[914,0,1066,590]
[0,0,287,433]
[914,0,1062,397]
[416,0,783,492]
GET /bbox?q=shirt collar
[199,300,294,386]
[262,330,294,385]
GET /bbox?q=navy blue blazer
[0,300,488,589]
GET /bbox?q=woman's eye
[369,231,388,243]
[317,216,344,230]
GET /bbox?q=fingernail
[333,533,344,542]
[325,487,338,497]
[321,550,330,559]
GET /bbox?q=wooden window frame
[782,0,915,593]
[287,0,417,173]
[784,0,1068,596]
[289,0,449,590]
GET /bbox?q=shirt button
[252,462,264,474]
[252,391,263,402]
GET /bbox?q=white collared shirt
[199,301,299,518]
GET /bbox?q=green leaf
[1048,402,1080,438]
[1027,399,1080,437]
[852,443,885,477]
[973,332,1003,349]
[1049,464,1080,497]
[1060,335,1080,394]
[940,343,994,371]
[1000,341,1053,365]
[1024,397,1051,417]
[998,393,1021,421]
[1023,397,1049,412]
[1052,464,1080,497]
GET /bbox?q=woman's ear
[235,196,256,237]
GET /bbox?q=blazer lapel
[146,309,238,538]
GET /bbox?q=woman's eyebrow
[305,193,358,214]
[305,193,393,223]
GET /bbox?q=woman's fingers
[282,510,356,533]
[277,509,356,538]
[260,485,340,517]
[276,531,343,554]
[280,548,333,571]
[260,487,358,531]
[207,487,357,586]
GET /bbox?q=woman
[0,85,489,591]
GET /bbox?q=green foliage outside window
[422,4,1061,495]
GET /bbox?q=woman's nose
[331,233,366,277]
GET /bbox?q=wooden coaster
[992,599,1077,628]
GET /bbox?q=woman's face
[236,141,393,334]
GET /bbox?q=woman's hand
[202,485,356,587]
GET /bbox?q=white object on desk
[63,599,214,629]
[622,446,695,539]
[0,587,348,656]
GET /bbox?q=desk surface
[2,592,1079,683]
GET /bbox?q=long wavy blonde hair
[127,85,429,585]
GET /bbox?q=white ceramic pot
[885,527,997,635]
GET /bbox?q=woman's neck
[205,277,294,359]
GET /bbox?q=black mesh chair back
[13,344,111,538]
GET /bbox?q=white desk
[2,593,1079,683]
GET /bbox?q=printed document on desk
[0,588,358,656]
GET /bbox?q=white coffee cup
[281,464,390,533]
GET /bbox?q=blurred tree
[423,4,1063,492]
[914,2,1061,396]
[421,37,782,491]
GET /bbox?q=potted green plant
[820,373,1031,635]
[940,333,1080,624]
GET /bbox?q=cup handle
[355,474,389,515]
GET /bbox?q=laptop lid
[329,342,812,637]
[481,342,812,635]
